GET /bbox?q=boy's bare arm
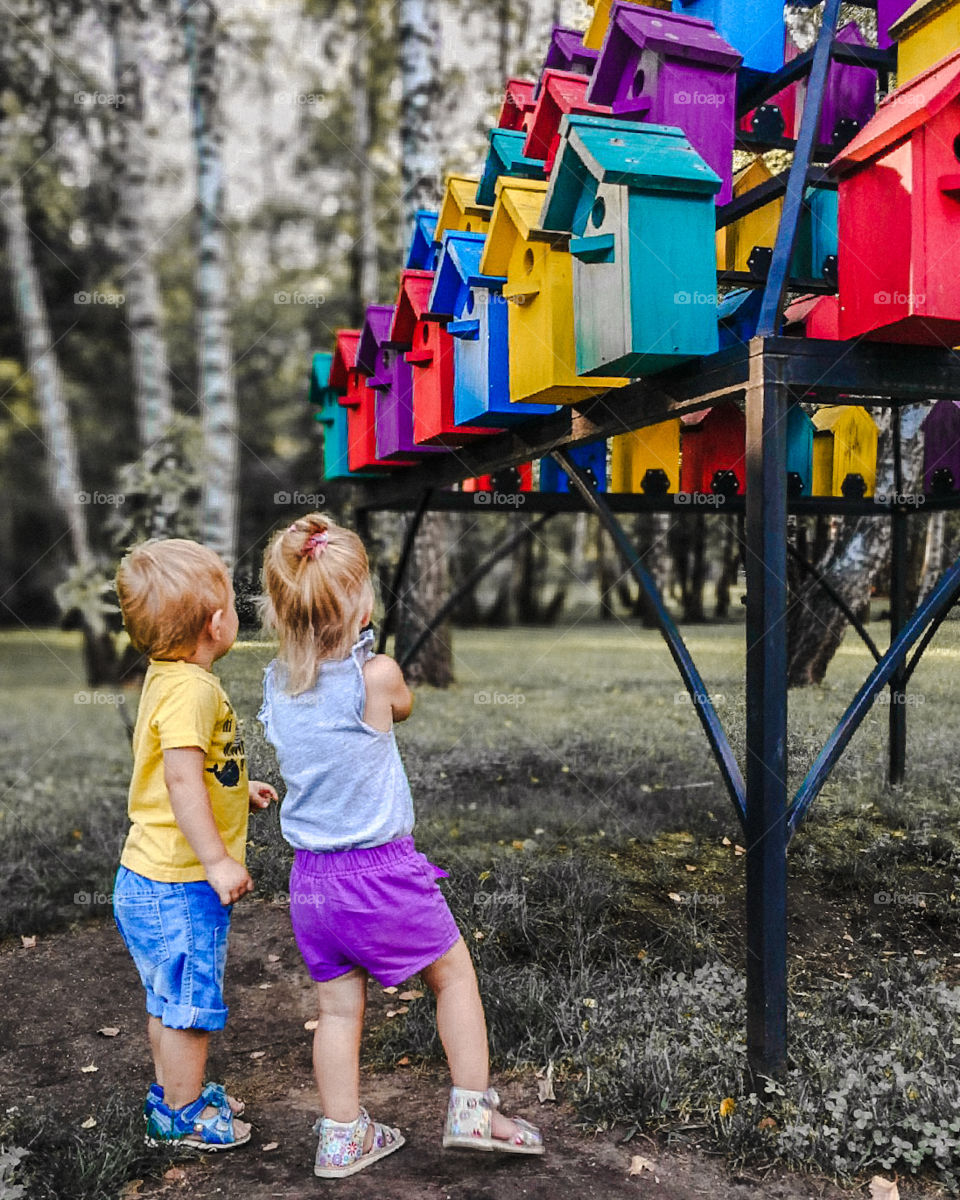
[362,654,415,730]
[164,747,254,905]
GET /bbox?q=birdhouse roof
[733,156,774,191]
[922,398,960,429]
[479,177,555,277]
[477,128,546,206]
[356,305,395,375]
[680,402,744,430]
[330,330,360,392]
[430,231,504,316]
[309,351,335,411]
[390,270,436,345]
[541,25,598,79]
[589,3,741,105]
[541,114,721,233]
[831,48,960,174]
[497,78,537,131]
[889,0,954,40]
[436,175,491,239]
[405,209,439,270]
[525,70,611,162]
[812,405,878,434]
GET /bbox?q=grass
[4,618,960,1194]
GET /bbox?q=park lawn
[3,620,960,1196]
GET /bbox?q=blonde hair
[116,539,232,659]
[261,513,374,694]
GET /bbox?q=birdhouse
[357,304,438,463]
[524,70,611,174]
[922,399,960,492]
[717,288,763,350]
[392,268,498,446]
[878,0,917,49]
[783,293,841,340]
[540,26,598,81]
[587,4,742,205]
[790,186,839,283]
[432,230,560,427]
[435,175,492,240]
[679,403,746,494]
[785,403,815,497]
[811,406,879,497]
[476,128,546,207]
[478,175,628,405]
[831,51,960,344]
[463,464,535,493]
[716,158,781,273]
[335,327,411,472]
[670,0,784,77]
[405,209,439,270]
[890,0,960,84]
[541,114,722,377]
[739,28,801,141]
[610,421,681,493]
[584,0,672,52]
[497,79,538,132]
[312,351,371,481]
[794,22,877,150]
[539,443,608,493]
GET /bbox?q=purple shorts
[289,836,461,987]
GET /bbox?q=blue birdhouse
[671,0,784,77]
[405,209,439,270]
[430,230,560,428]
[540,442,608,492]
[541,114,722,377]
[476,128,546,207]
[717,288,764,350]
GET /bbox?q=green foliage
[107,417,204,547]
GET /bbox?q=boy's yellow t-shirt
[120,659,249,883]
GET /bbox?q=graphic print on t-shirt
[206,709,246,789]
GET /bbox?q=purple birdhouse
[795,21,877,150]
[877,0,915,49]
[540,26,598,86]
[357,305,441,461]
[586,3,742,205]
[923,400,960,494]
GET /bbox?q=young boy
[113,538,277,1150]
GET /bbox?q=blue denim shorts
[113,865,232,1031]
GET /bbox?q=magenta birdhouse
[923,400,960,494]
[587,3,742,205]
[832,50,960,345]
[877,0,916,48]
[540,26,598,82]
[795,22,877,149]
[524,70,611,173]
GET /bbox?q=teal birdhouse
[541,113,722,377]
[311,351,374,481]
[476,128,546,207]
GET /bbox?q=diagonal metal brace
[788,553,960,839]
[378,488,433,654]
[551,449,747,828]
[787,544,882,663]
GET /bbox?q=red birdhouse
[392,270,500,447]
[523,70,610,173]
[333,330,411,472]
[497,78,537,133]
[462,464,534,493]
[680,403,746,495]
[831,50,960,344]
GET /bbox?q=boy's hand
[206,855,254,906]
[249,780,278,810]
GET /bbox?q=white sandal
[313,1107,405,1178]
[442,1086,544,1155]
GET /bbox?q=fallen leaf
[718,1097,736,1118]
[397,1057,411,1066]
[250,1050,266,1059]
[398,990,423,1001]
[512,840,526,850]
[868,1177,900,1200]
[757,1116,777,1131]
[97,1027,120,1038]
[582,998,597,1008]
[628,1154,656,1176]
[734,845,745,856]
[537,1074,556,1103]
[80,1116,97,1129]
[843,933,855,943]
[163,1167,187,1183]
[685,864,698,873]
[304,1019,319,1031]
[267,954,280,963]
[258,982,272,990]
[20,935,36,949]
[636,949,647,961]
[261,1142,279,1152]
[721,836,732,846]
[383,986,398,994]
[397,1005,409,1015]
[80,1064,98,1074]
[668,892,683,904]
[386,1009,398,1018]
[474,930,485,940]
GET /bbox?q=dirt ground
[0,900,947,1200]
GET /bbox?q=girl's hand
[249,780,278,810]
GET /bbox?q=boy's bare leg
[314,968,375,1151]
[148,1016,164,1088]
[157,1026,250,1135]
[421,937,519,1142]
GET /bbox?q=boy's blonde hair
[116,539,232,659]
[261,513,374,694]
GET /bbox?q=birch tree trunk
[393,0,452,686]
[185,0,239,566]
[917,511,945,605]
[109,0,174,449]
[350,3,378,323]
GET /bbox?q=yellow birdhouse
[478,176,627,406]
[610,422,682,493]
[811,406,879,497]
[716,158,783,273]
[890,0,960,84]
[583,0,671,51]
[435,175,492,239]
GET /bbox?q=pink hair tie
[300,530,328,560]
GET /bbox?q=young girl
[259,514,543,1179]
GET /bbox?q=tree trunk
[185,0,240,566]
[715,516,744,618]
[917,511,945,605]
[109,0,174,449]
[393,514,454,686]
[669,513,707,621]
[350,2,378,323]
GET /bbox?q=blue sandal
[143,1081,244,1122]
[145,1082,251,1151]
